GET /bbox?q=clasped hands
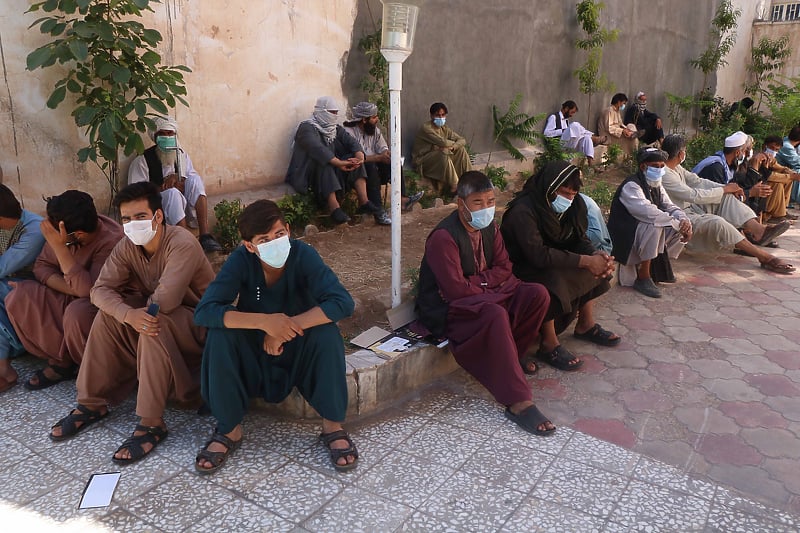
[261,313,304,356]
[585,251,616,279]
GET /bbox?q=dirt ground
[301,166,627,342]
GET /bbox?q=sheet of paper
[79,472,121,509]
[374,336,412,353]
[350,326,392,348]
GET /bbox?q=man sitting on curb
[543,100,604,165]
[660,135,794,274]
[128,115,223,252]
[607,148,692,298]
[416,171,554,436]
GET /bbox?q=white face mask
[123,215,157,246]
[256,235,291,268]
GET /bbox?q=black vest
[608,172,663,266]
[416,211,495,337]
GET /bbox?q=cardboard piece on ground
[386,300,416,331]
[350,326,392,349]
[79,472,121,509]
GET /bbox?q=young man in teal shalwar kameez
[193,199,357,474]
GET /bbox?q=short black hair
[662,134,687,159]
[46,190,98,234]
[611,93,628,105]
[456,171,493,199]
[238,199,287,242]
[561,100,578,111]
[763,135,783,147]
[429,102,448,115]
[0,184,22,219]
[113,181,163,217]
[789,125,800,142]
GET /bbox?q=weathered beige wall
[0,0,358,213]
[715,0,759,103]
[751,21,800,81]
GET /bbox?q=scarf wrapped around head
[148,115,179,141]
[352,101,378,119]
[514,160,588,246]
[306,96,339,144]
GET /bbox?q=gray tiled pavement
[2,215,800,531]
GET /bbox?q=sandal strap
[116,426,167,460]
[49,364,76,378]
[320,430,359,460]
[51,404,104,436]
[195,430,241,468]
[542,346,577,364]
[207,430,239,451]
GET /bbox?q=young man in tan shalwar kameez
[49,181,215,464]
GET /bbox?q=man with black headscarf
[607,148,692,298]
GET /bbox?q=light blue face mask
[433,117,446,127]
[645,165,665,186]
[256,235,291,268]
[551,194,573,214]
[764,148,777,158]
[156,135,178,151]
[466,205,495,230]
[619,104,626,112]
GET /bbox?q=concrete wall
[751,21,800,82]
[0,0,358,212]
[344,0,717,158]
[715,0,760,103]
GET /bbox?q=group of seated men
[0,176,360,473]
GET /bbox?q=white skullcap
[352,102,378,119]
[635,91,646,99]
[149,115,178,140]
[314,96,339,112]
[724,131,748,148]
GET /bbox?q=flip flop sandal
[195,430,242,475]
[573,323,621,347]
[25,364,76,391]
[535,345,584,371]
[50,404,108,442]
[518,354,539,375]
[751,221,790,246]
[504,405,556,436]
[112,424,168,464]
[320,430,359,472]
[760,258,796,275]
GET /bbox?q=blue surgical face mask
[433,117,446,127]
[764,148,777,158]
[619,104,626,112]
[466,205,495,230]
[156,135,178,151]
[256,235,291,268]
[551,194,573,214]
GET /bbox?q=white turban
[149,116,179,140]
[352,102,378,119]
[724,131,748,148]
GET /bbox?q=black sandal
[112,424,168,464]
[505,405,556,436]
[518,354,539,375]
[535,345,584,371]
[573,323,621,347]
[195,430,242,475]
[50,404,108,442]
[319,430,359,472]
[25,364,76,391]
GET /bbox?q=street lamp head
[380,2,419,62]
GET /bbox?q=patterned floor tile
[23,477,110,524]
[204,445,289,493]
[714,487,800,528]
[417,470,527,532]
[93,507,160,532]
[0,433,37,467]
[501,497,606,533]
[400,389,461,417]
[247,461,344,522]
[111,454,185,504]
[461,440,554,494]
[349,412,430,446]
[632,456,716,501]
[123,472,237,532]
[0,455,75,505]
[562,431,640,476]
[705,502,795,533]
[530,457,628,519]
[302,487,413,533]
[395,510,464,532]
[354,449,455,508]
[401,420,485,469]
[610,479,711,530]
[184,499,296,533]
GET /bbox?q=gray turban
[149,116,179,140]
[314,96,339,112]
[352,102,378,119]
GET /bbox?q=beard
[157,147,178,167]
[363,121,377,136]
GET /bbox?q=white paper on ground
[79,472,121,509]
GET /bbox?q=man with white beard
[128,116,222,252]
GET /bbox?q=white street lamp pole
[380,2,419,308]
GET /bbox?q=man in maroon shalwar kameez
[416,171,555,435]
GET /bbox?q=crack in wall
[0,32,23,207]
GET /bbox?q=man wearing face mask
[597,93,638,155]
[624,92,664,147]
[607,148,692,298]
[193,200,356,474]
[416,171,554,436]
[49,182,215,464]
[751,135,800,222]
[776,126,800,208]
[660,135,794,273]
[411,102,473,195]
[4,191,123,393]
[128,115,222,253]
[692,131,750,185]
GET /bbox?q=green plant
[582,179,613,211]
[276,192,316,229]
[357,23,389,126]
[26,0,191,209]
[533,136,574,171]
[665,92,697,135]
[573,0,618,122]
[403,169,436,208]
[745,35,792,110]
[690,0,741,91]
[488,94,544,164]
[602,143,623,167]
[212,199,244,252]
[406,267,420,298]
[767,76,800,132]
[485,165,510,191]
